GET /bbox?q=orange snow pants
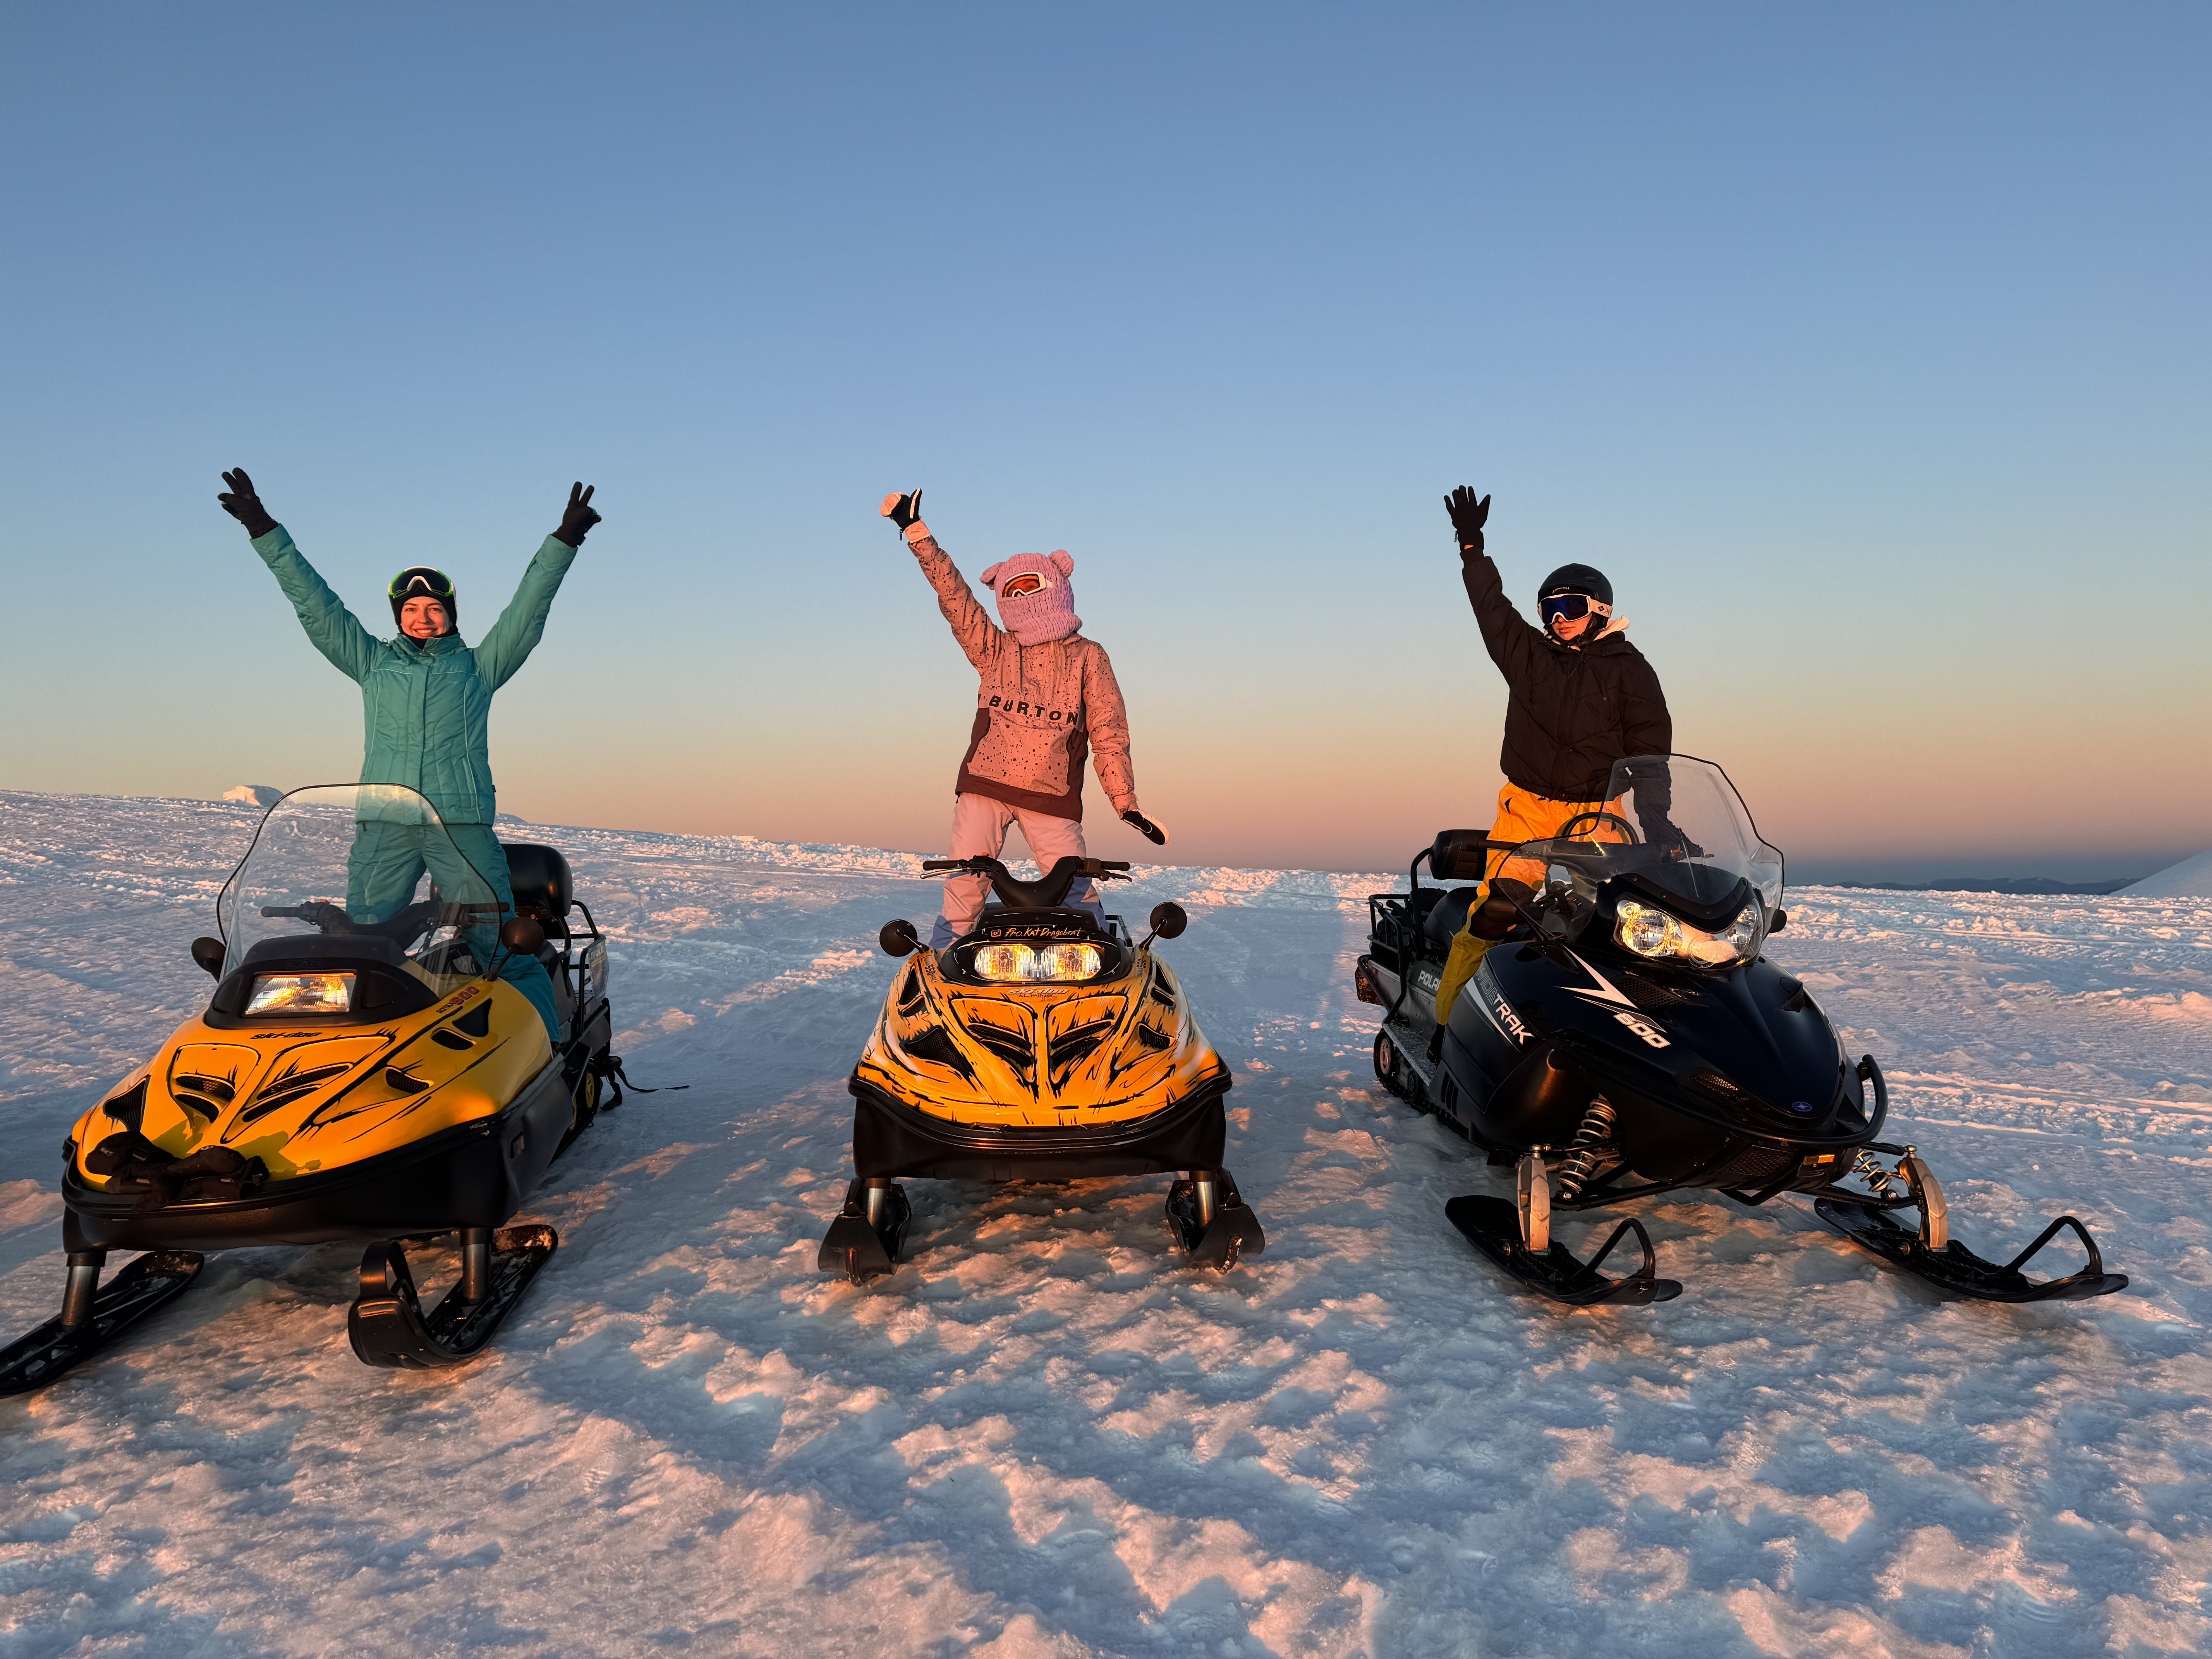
[1432,783,1619,1025]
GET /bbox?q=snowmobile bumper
[847,1073,1231,1181]
[60,1057,575,1255]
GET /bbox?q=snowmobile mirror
[1770,909,1788,934]
[499,917,547,957]
[1144,902,1188,944]
[191,937,226,979]
[879,918,924,957]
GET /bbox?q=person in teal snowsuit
[216,467,600,1042]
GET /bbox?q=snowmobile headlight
[970,943,1039,982]
[244,972,356,1014]
[1037,943,1104,981]
[1614,899,1762,966]
[1615,900,1681,958]
[1695,902,1764,965]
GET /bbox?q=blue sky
[3,3,2205,880]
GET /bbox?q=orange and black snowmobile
[0,783,622,1393]
[819,855,1264,1277]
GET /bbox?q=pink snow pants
[936,792,1096,942]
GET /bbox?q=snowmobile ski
[818,1178,912,1280]
[347,1224,558,1368]
[1813,1200,2126,1302]
[1446,1196,1681,1305]
[0,1249,204,1396]
[1166,1168,1266,1267]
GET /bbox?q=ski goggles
[388,567,456,605]
[1539,591,1611,624]
[997,572,1052,596]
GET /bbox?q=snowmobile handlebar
[261,899,505,936]
[920,857,1132,879]
[918,855,1131,912]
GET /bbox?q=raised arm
[220,468,378,682]
[474,483,594,690]
[1446,486,1546,684]
[883,489,999,670]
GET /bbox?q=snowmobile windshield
[1503,756,1784,948]
[215,783,508,1002]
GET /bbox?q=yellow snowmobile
[0,784,618,1393]
[819,854,1264,1278]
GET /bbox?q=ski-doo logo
[1614,1011,1670,1049]
[1492,997,1532,1044]
[986,695,1080,725]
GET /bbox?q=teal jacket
[252,526,577,824]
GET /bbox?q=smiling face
[1551,611,1592,642]
[398,597,451,639]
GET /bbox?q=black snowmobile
[1353,754,2126,1306]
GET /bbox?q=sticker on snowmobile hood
[1564,952,1638,1010]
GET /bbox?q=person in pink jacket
[881,489,1169,947]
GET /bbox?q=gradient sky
[3,3,2206,882]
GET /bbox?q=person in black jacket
[1431,485,1673,1024]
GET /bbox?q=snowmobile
[819,853,1262,1278]
[0,783,621,1394]
[1354,755,2126,1307]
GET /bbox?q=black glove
[218,469,277,539]
[1121,809,1168,846]
[554,482,600,548]
[881,489,924,533]
[1645,821,1707,862]
[1444,486,1490,553]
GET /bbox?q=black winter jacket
[1461,545,1672,803]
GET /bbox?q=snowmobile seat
[1422,886,1485,948]
[503,843,574,938]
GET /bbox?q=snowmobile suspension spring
[1552,1099,1618,1202]
[1850,1148,1900,1197]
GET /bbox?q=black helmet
[1537,563,1611,608]
[388,567,457,632]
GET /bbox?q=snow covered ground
[3,789,2209,1659]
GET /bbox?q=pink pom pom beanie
[977,550,1082,647]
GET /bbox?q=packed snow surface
[2127,847,2212,899]
[3,789,2210,1658]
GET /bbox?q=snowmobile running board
[1813,1201,2127,1302]
[0,1249,204,1395]
[1446,1196,1682,1306]
[347,1224,558,1368]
